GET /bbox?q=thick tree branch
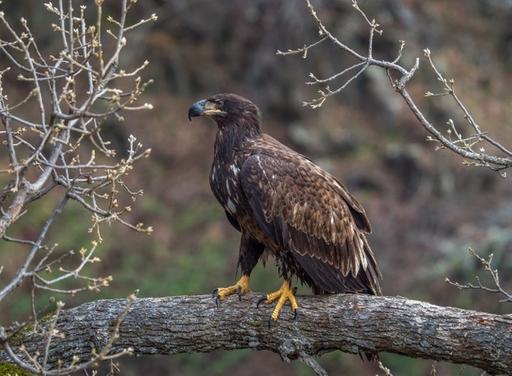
[1,294,510,375]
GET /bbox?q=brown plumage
[188,93,381,301]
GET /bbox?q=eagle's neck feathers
[214,116,261,161]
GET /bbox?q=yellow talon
[214,275,250,301]
[261,280,298,321]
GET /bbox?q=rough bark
[1,293,511,374]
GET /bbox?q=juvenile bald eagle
[188,93,381,322]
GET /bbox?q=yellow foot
[212,275,250,305]
[257,280,298,323]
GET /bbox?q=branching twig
[281,0,512,173]
[446,248,512,303]
[0,1,156,374]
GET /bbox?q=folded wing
[240,152,381,294]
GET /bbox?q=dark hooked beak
[188,99,206,121]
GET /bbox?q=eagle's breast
[210,155,244,216]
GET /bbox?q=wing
[240,152,380,294]
[225,210,241,232]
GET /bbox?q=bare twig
[0,1,156,373]
[446,249,512,303]
[378,361,394,376]
[298,351,328,376]
[282,0,512,172]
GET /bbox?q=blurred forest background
[1,0,512,375]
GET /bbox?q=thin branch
[0,195,68,301]
[0,1,155,373]
[276,37,327,59]
[446,248,512,303]
[285,0,512,172]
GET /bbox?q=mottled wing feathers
[225,210,241,232]
[240,141,380,294]
[331,178,372,233]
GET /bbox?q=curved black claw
[291,309,298,321]
[237,287,243,301]
[211,288,220,307]
[256,295,267,309]
[267,317,273,329]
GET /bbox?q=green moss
[248,319,262,327]
[8,324,34,347]
[9,313,55,346]
[0,362,33,376]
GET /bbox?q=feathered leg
[212,234,264,303]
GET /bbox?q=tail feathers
[297,243,381,296]
[361,236,382,295]
[304,237,381,362]
[291,229,381,295]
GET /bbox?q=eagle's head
[188,93,261,131]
